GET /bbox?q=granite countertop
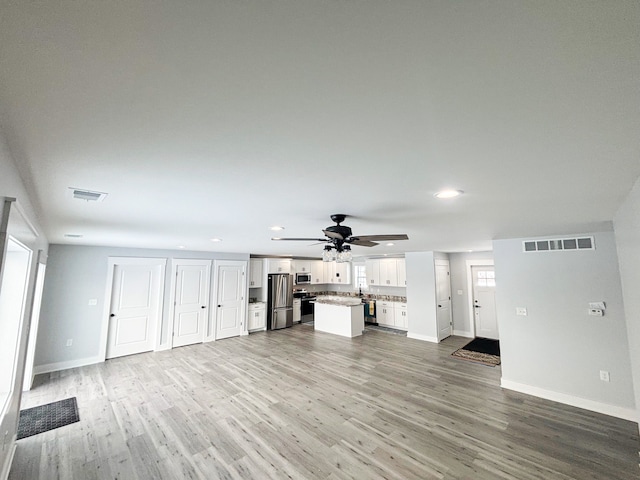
[314,296,363,307]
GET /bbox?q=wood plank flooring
[10,325,640,479]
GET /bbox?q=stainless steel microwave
[295,272,311,284]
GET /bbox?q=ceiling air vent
[523,236,594,253]
[68,187,108,202]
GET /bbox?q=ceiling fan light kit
[275,214,408,262]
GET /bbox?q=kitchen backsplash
[312,290,407,303]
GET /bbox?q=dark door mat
[461,337,500,356]
[17,397,79,439]
[451,337,500,367]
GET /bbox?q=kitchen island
[314,296,364,338]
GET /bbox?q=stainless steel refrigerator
[267,273,293,330]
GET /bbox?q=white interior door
[435,262,452,341]
[472,266,499,339]
[107,260,164,359]
[172,261,210,348]
[215,261,246,340]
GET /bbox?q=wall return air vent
[523,236,594,253]
[68,187,108,202]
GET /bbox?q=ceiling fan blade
[322,229,344,240]
[352,234,409,241]
[349,239,378,247]
[272,237,327,241]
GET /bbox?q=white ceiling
[1,1,638,258]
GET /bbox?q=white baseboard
[1,442,16,480]
[453,330,474,338]
[501,378,638,423]
[407,332,439,343]
[33,356,102,375]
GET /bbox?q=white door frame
[167,258,212,348]
[23,250,46,391]
[465,259,494,338]
[99,257,166,362]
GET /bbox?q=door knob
[201,306,206,309]
[474,305,481,308]
[110,313,115,317]
[217,305,222,307]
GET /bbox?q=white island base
[314,301,365,338]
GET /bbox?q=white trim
[465,259,494,338]
[99,257,167,362]
[501,378,637,422]
[453,329,473,338]
[33,355,102,375]
[407,332,439,343]
[0,442,16,480]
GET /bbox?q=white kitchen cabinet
[311,260,324,284]
[396,259,406,287]
[365,259,380,286]
[376,301,395,326]
[393,302,408,330]
[249,259,263,288]
[325,261,351,284]
[293,298,301,323]
[248,302,266,332]
[334,262,351,284]
[379,258,398,286]
[294,260,312,273]
[366,258,405,287]
[267,258,291,274]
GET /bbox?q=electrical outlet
[66,339,73,347]
[600,370,610,382]
[88,298,98,306]
[516,307,527,316]
[589,309,604,316]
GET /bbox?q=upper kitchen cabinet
[379,258,398,286]
[249,259,263,288]
[365,258,406,287]
[365,259,380,285]
[397,258,406,286]
[311,260,324,284]
[325,261,351,284]
[293,260,312,273]
[267,258,291,274]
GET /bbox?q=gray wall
[614,176,640,428]
[406,251,437,340]
[0,134,49,478]
[36,245,248,370]
[449,251,494,336]
[493,232,635,416]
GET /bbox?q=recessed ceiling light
[270,226,285,231]
[386,243,395,246]
[210,238,222,242]
[434,189,464,199]
[177,245,186,249]
[64,234,83,238]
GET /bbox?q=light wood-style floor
[10,325,640,479]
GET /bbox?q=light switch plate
[516,307,527,316]
[589,302,606,310]
[88,299,98,306]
